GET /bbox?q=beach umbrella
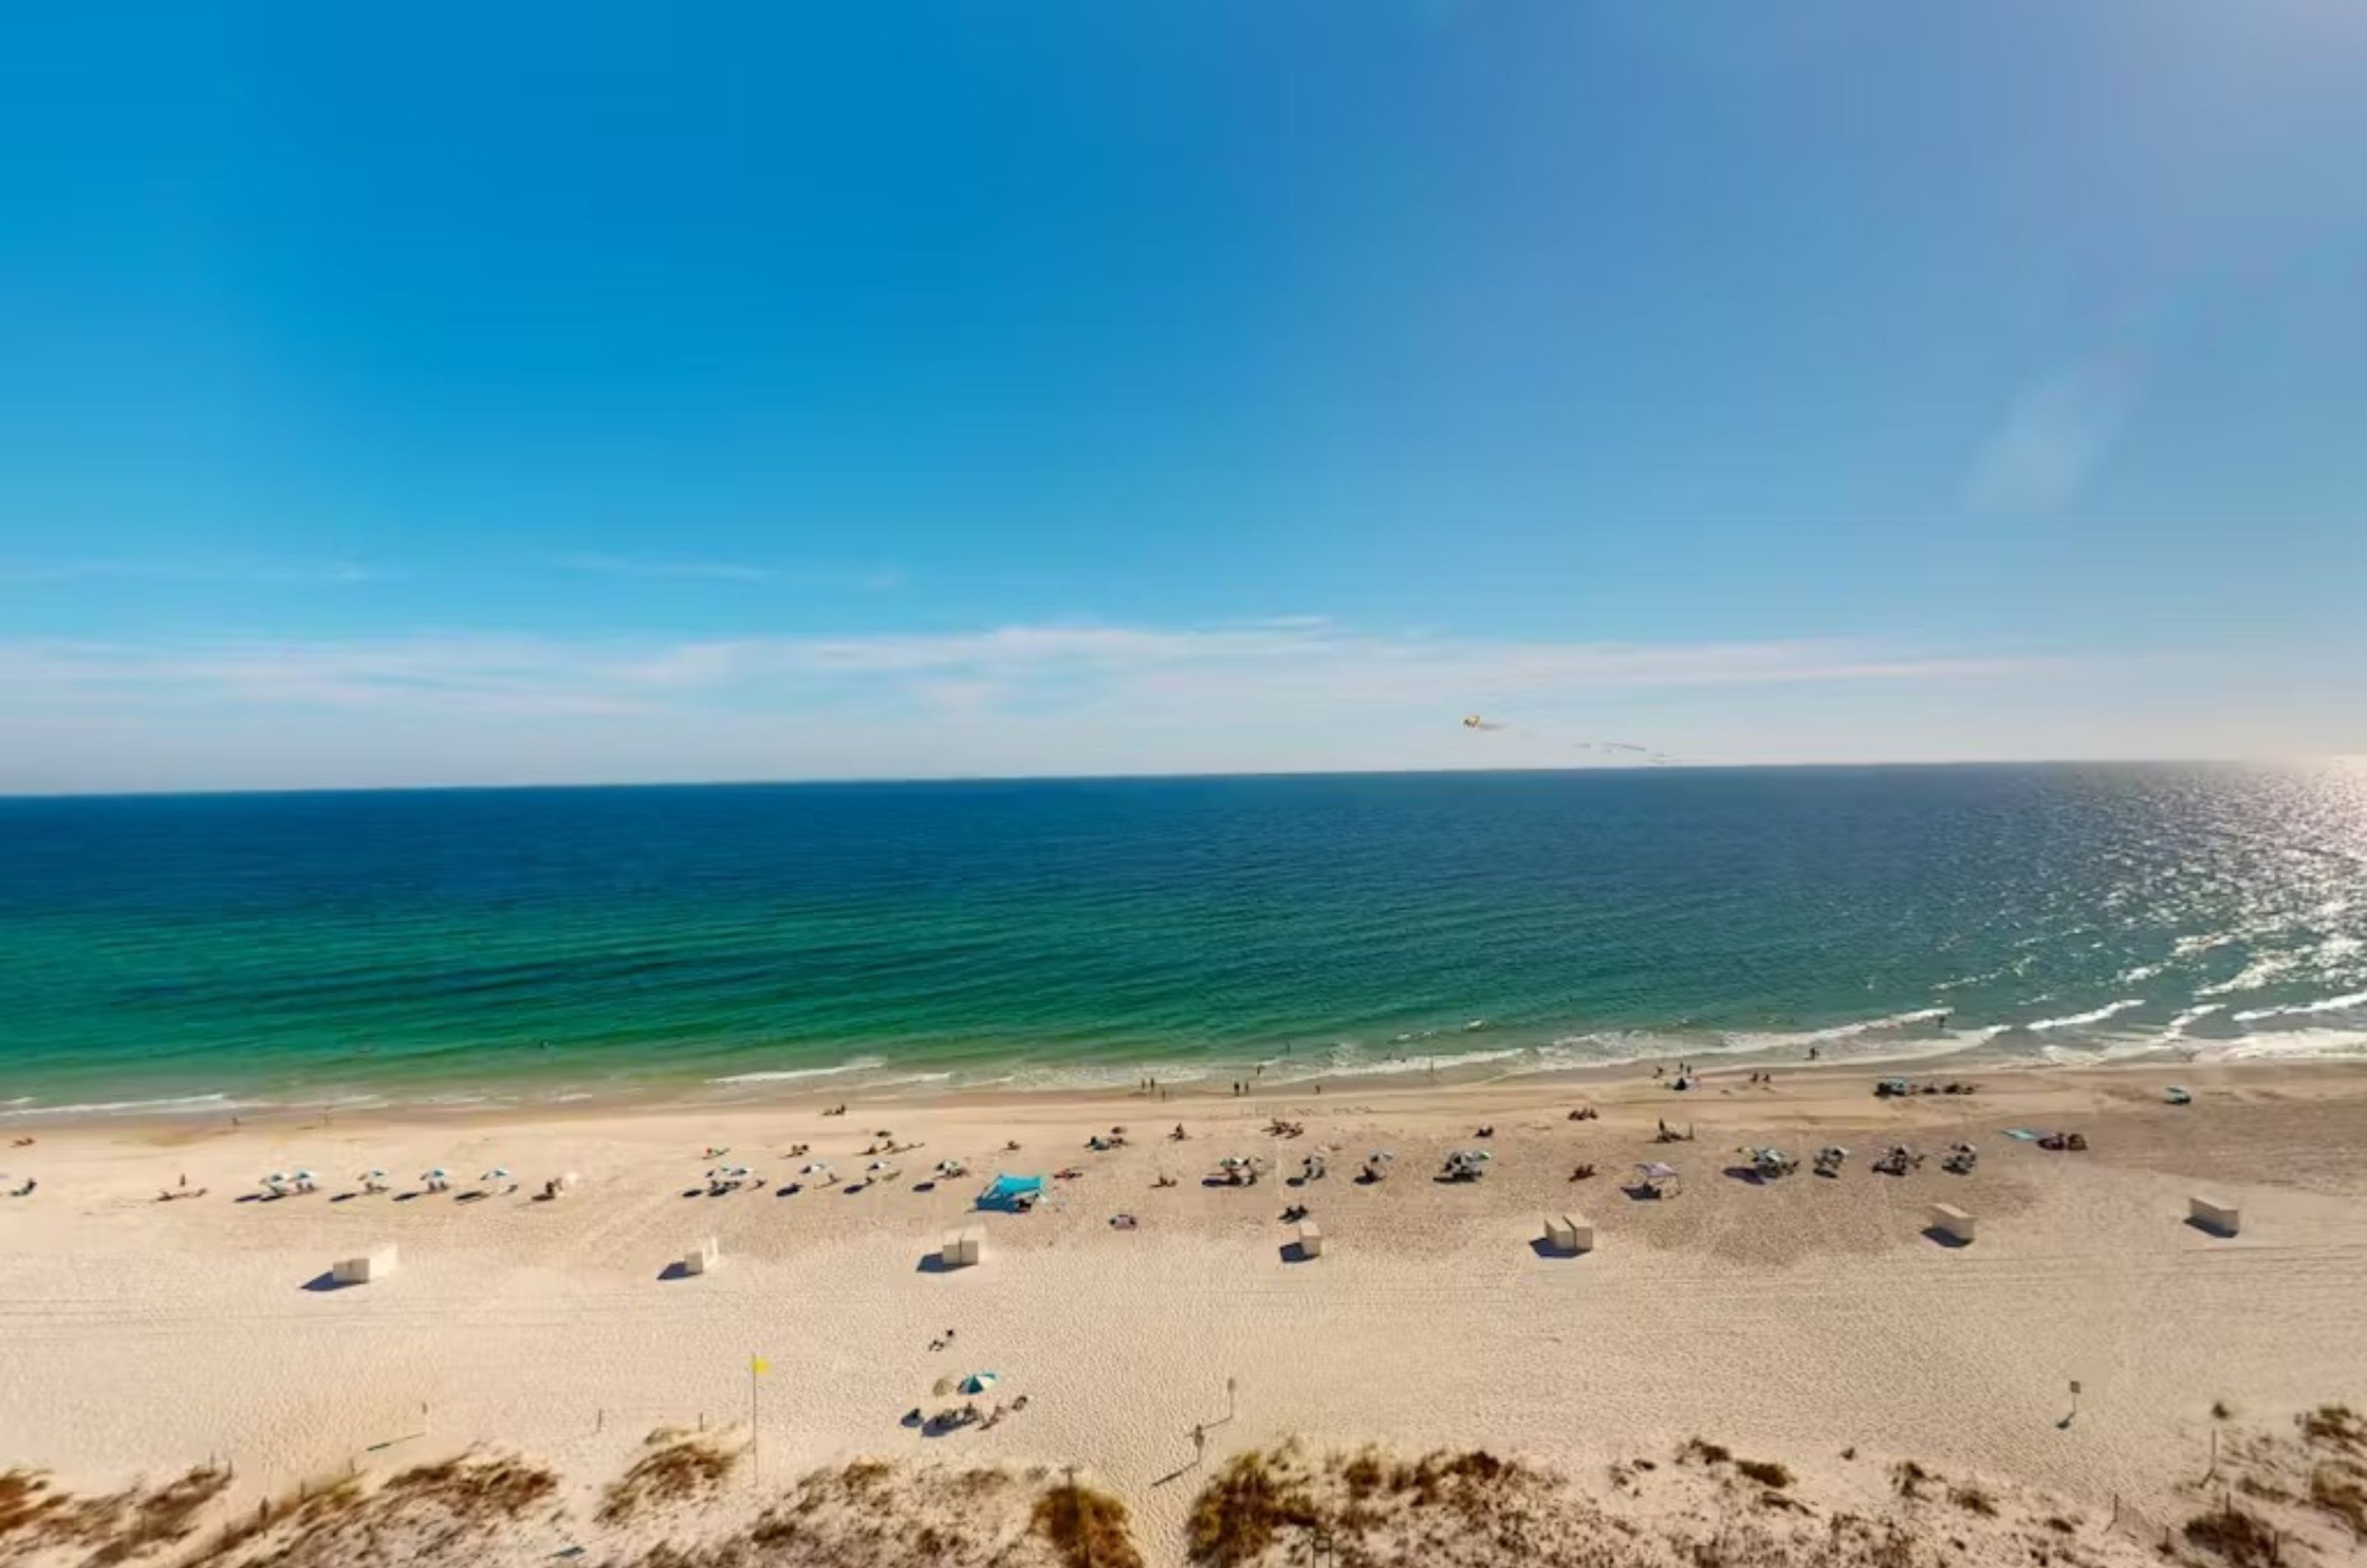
[1366,1151,1394,1164]
[957,1372,999,1396]
[1638,1161,1678,1181]
[482,1167,510,1181]
[867,1160,890,1172]
[261,1172,288,1187]
[803,1160,833,1176]
[360,1168,386,1180]
[292,1169,316,1183]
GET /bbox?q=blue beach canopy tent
[977,1173,1045,1212]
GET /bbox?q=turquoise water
[3,766,2365,1115]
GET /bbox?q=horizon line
[1,756,2341,803]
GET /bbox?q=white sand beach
[3,1060,2365,1564]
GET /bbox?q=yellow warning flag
[751,1356,771,1376]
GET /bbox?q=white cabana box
[1295,1220,1323,1258]
[1928,1204,1976,1244]
[332,1243,399,1285]
[1543,1213,1593,1254]
[683,1236,721,1275]
[2189,1194,2241,1237]
[939,1228,984,1268]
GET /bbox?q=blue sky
[3,0,2363,791]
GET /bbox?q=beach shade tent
[977,1174,1046,1212]
[957,1372,999,1396]
[1634,1161,1681,1195]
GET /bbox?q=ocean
[3,765,2363,1118]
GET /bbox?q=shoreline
[12,1046,2359,1140]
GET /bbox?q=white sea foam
[2231,990,2367,1024]
[1795,1007,1948,1042]
[862,1071,956,1091]
[1303,1046,1528,1081]
[2021,998,2144,1031]
[2197,954,2302,998]
[2206,1027,2367,1063]
[2164,1002,2225,1037]
[996,1061,1217,1092]
[0,1092,241,1120]
[706,1056,887,1087]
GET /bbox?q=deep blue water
[2,766,2364,1115]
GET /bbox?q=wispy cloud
[0,560,394,586]
[0,619,2222,792]
[558,555,903,591]
[0,621,2054,720]
[1964,351,2142,515]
